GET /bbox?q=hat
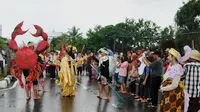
[56,50,60,53]
[72,46,77,52]
[168,48,179,58]
[98,48,109,55]
[66,45,72,49]
[27,41,35,47]
[190,50,200,61]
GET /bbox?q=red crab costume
[9,21,49,90]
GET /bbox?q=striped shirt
[184,61,200,98]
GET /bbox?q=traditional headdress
[66,45,72,50]
[72,46,77,52]
[98,48,109,55]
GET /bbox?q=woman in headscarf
[56,45,76,97]
[159,48,189,112]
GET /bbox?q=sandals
[103,97,110,102]
[141,99,147,103]
[34,96,41,100]
[136,98,142,102]
[147,98,151,101]
[26,96,31,100]
[97,96,102,99]
[134,96,140,99]
[148,105,157,108]
[130,93,135,96]
[120,91,127,94]
[97,96,110,102]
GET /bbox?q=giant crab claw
[31,25,49,54]
[9,21,28,52]
[30,25,48,40]
[11,21,28,39]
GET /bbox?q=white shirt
[0,53,3,61]
[115,62,120,73]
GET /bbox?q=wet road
[0,76,158,112]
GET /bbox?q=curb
[0,75,13,89]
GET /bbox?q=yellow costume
[56,54,76,97]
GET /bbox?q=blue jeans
[114,73,119,85]
[119,76,126,84]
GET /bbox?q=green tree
[0,37,8,49]
[85,18,174,53]
[175,0,200,50]
[67,26,82,45]
[50,33,69,51]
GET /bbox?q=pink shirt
[119,61,129,77]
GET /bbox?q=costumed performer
[159,48,189,112]
[23,41,40,100]
[56,45,76,97]
[9,22,49,100]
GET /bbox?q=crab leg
[30,25,49,54]
[10,60,24,88]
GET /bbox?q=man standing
[143,51,164,108]
[184,50,200,112]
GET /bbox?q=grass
[0,77,4,81]
[0,66,8,80]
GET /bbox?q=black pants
[23,70,38,85]
[87,66,92,78]
[129,80,136,94]
[151,76,161,106]
[137,79,143,96]
[188,97,200,112]
[77,67,83,75]
[139,80,148,99]
[114,73,120,85]
[0,61,4,74]
[49,66,56,78]
[46,66,50,74]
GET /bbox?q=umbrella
[107,49,114,56]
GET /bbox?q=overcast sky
[0,0,187,44]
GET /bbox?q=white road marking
[76,82,88,90]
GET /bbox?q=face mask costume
[9,21,49,90]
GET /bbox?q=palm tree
[67,26,82,45]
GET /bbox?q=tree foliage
[50,18,175,53]
[175,0,200,50]
[0,37,8,49]
[85,18,174,53]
